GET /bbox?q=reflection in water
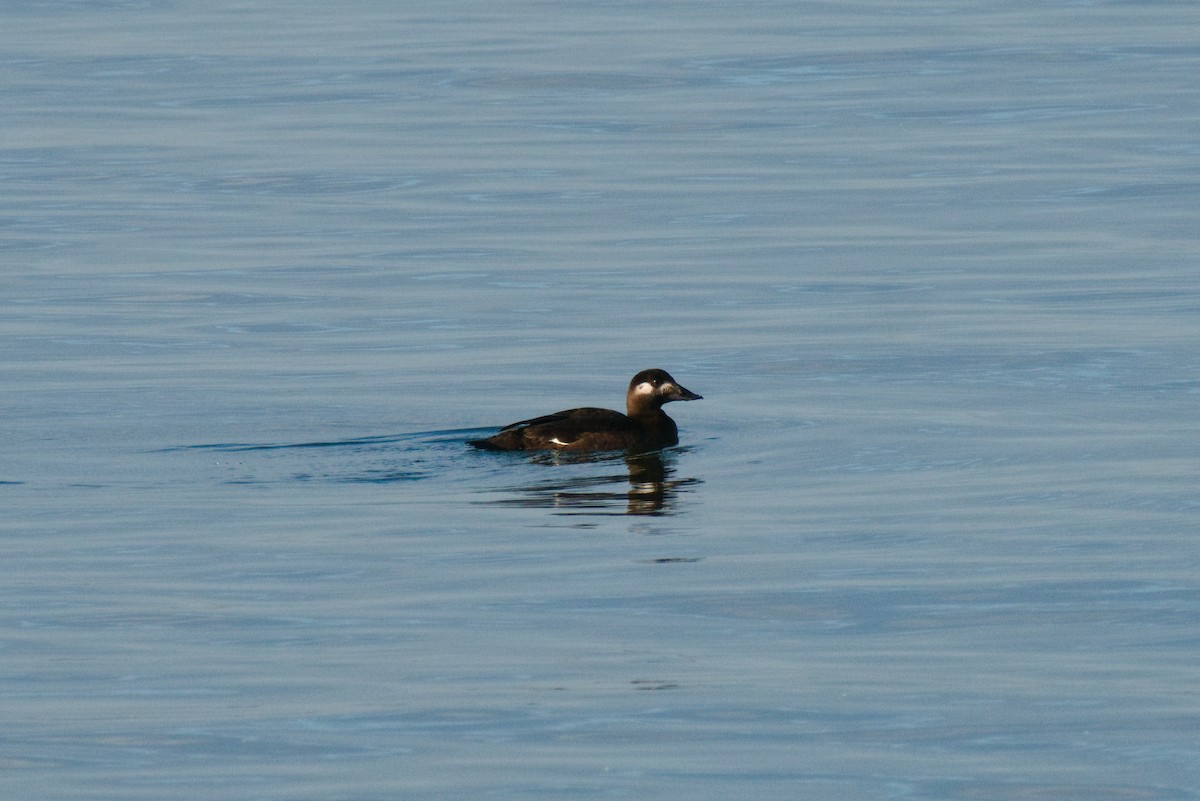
[486,450,701,516]
[176,431,701,513]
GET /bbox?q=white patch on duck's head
[633,381,656,397]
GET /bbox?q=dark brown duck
[468,368,702,453]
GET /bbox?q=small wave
[163,428,483,453]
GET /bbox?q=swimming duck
[468,368,702,452]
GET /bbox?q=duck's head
[626,368,702,414]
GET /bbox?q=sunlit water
[4,2,1199,799]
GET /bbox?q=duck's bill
[666,384,702,402]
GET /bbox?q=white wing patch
[549,437,571,446]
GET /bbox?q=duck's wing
[523,408,639,449]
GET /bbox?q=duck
[468,368,702,453]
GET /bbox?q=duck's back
[470,407,650,452]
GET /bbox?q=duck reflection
[489,450,701,516]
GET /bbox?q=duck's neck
[626,398,662,418]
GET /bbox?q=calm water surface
[4,1,1199,799]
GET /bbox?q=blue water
[4,2,1200,799]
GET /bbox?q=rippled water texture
[4,1,1199,799]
